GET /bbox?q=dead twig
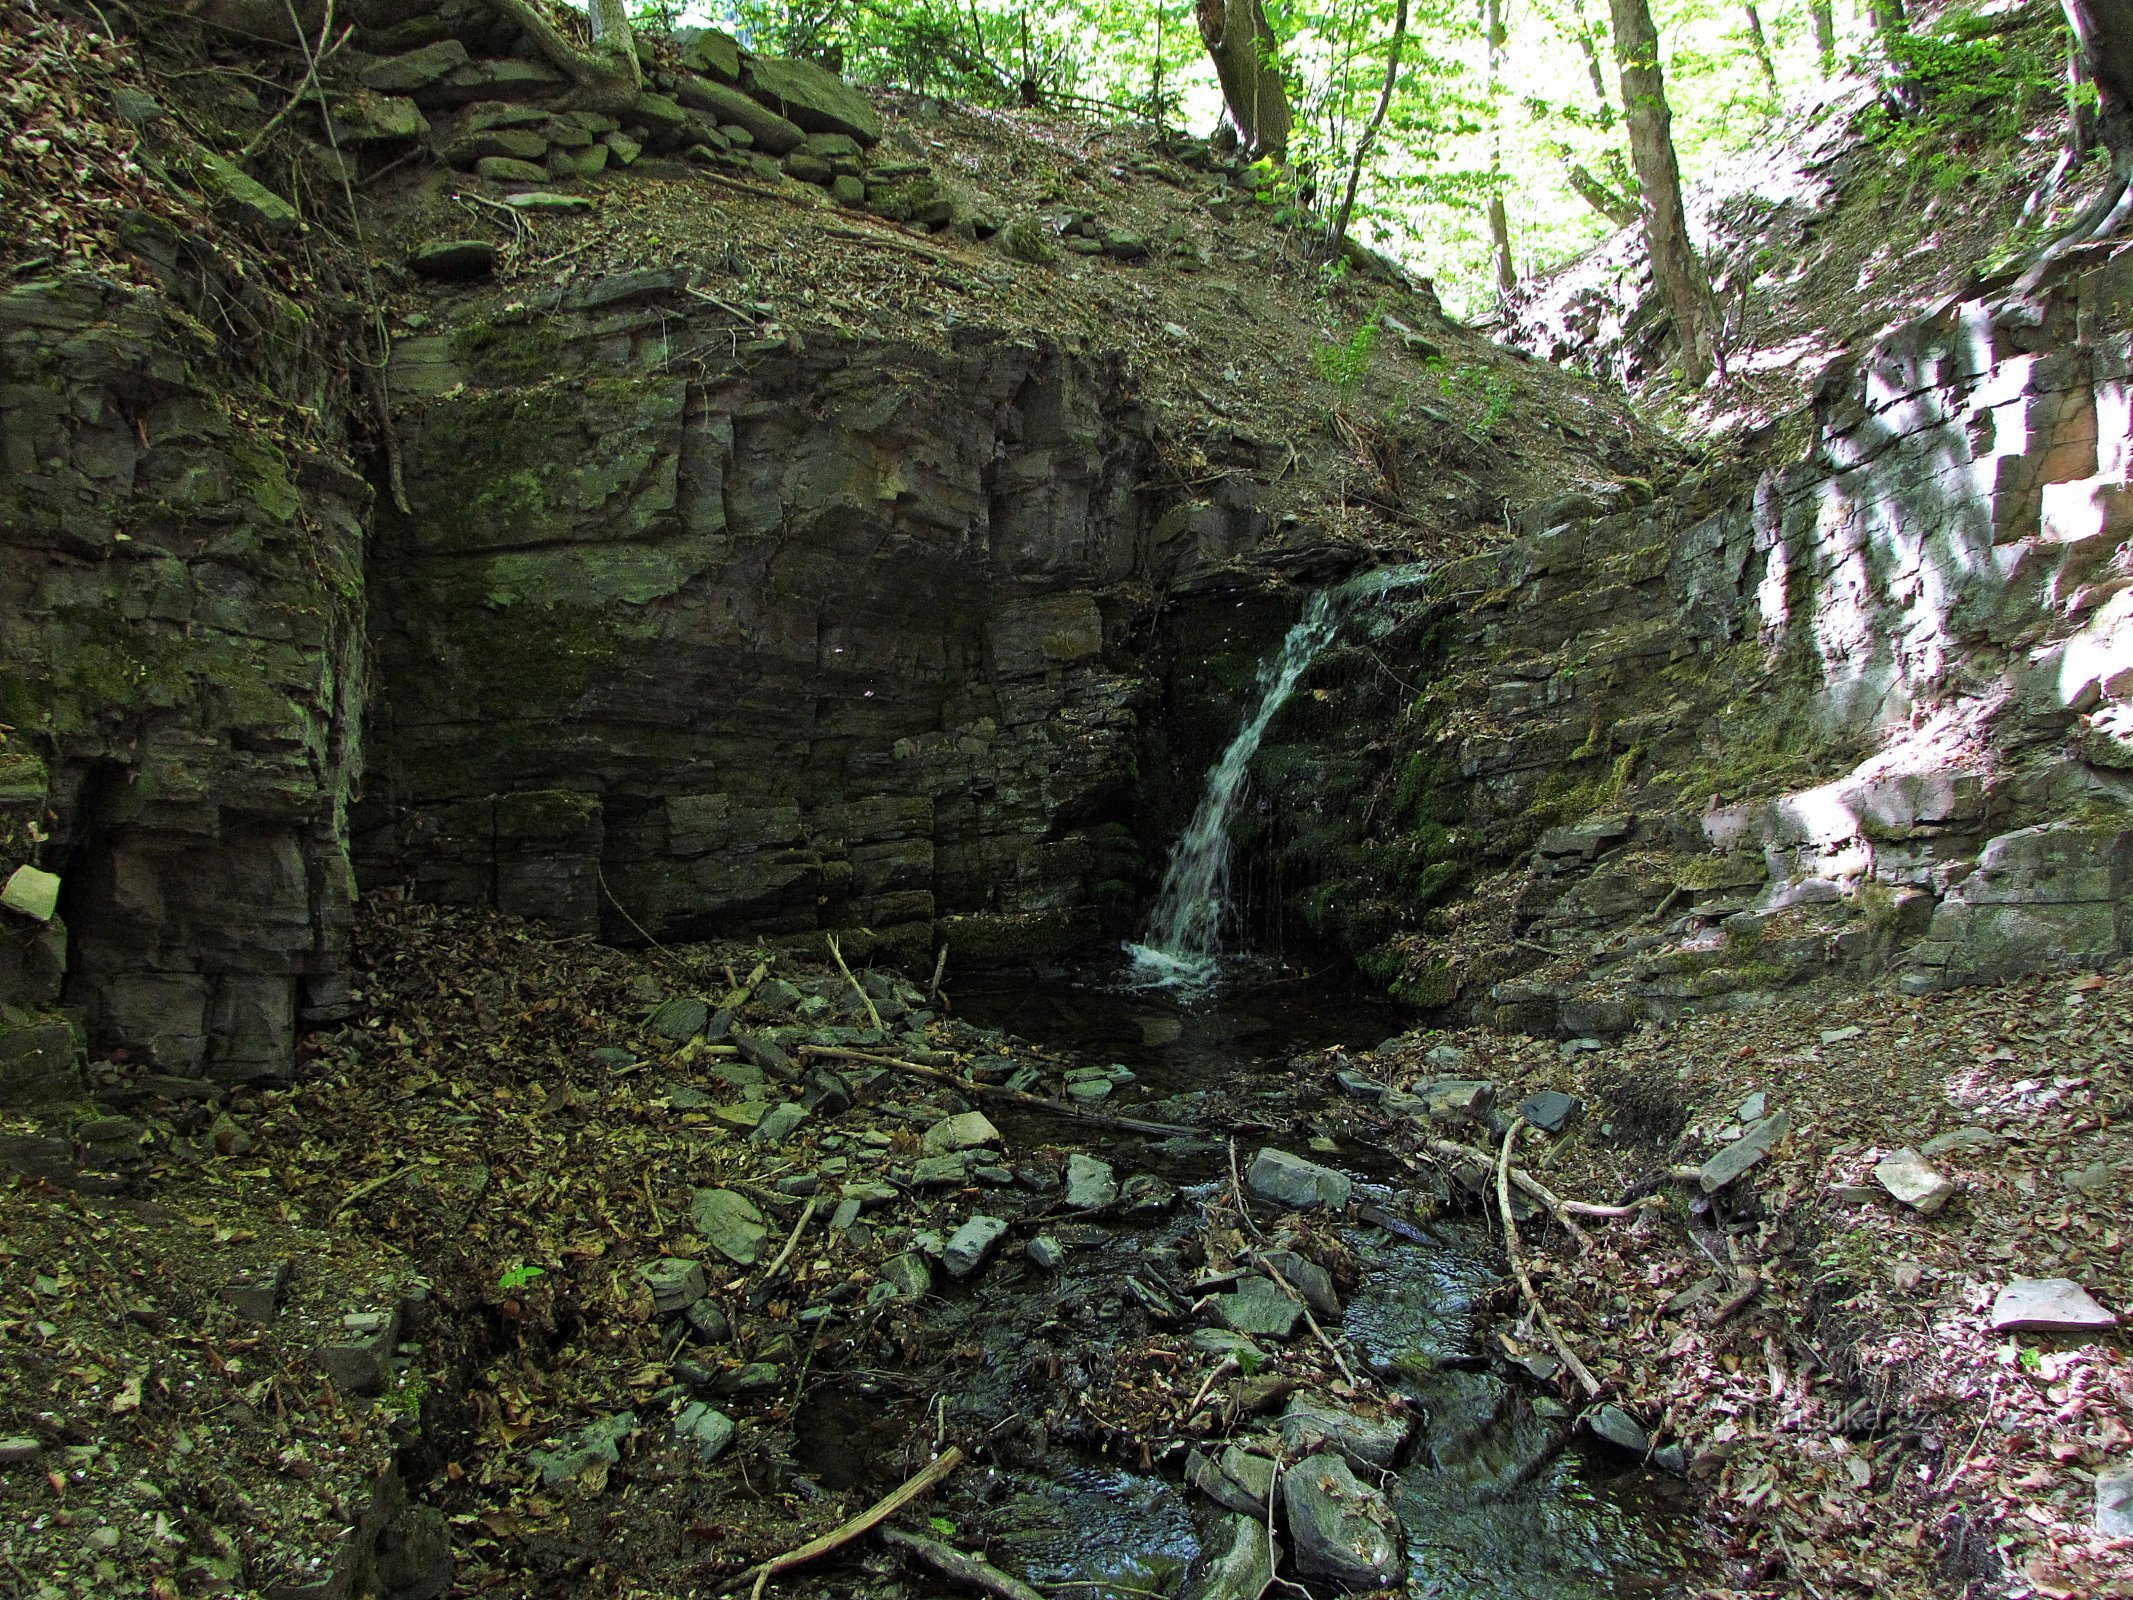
[826,934,886,1032]
[1253,1252,1357,1387]
[878,1526,1044,1600]
[333,1163,415,1220]
[760,1195,820,1282]
[237,3,348,162]
[1496,1118,1601,1398]
[1427,1136,1590,1248]
[726,1446,964,1598]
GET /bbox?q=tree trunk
[1195,0,1293,157]
[1809,0,1836,76]
[1742,4,1779,100]
[1485,0,1514,295]
[1608,0,1718,385]
[483,0,641,113]
[2055,0,2133,240]
[1327,0,1410,255]
[1865,0,1908,43]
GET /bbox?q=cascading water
[1126,564,1428,991]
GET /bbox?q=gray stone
[326,91,428,145]
[1256,1250,1338,1316]
[638,1258,707,1314]
[1180,1509,1279,1600]
[1412,1078,1497,1124]
[734,1032,794,1076]
[221,1260,288,1322]
[684,1300,729,1341]
[1064,1152,1118,1209]
[751,1102,809,1143]
[1026,1235,1062,1270]
[477,157,549,183]
[740,55,883,144]
[880,1252,932,1298]
[1186,1444,1279,1516]
[942,1214,1008,1278]
[1518,1089,1581,1134]
[649,997,709,1040]
[1214,1277,1300,1340]
[689,1189,767,1265]
[531,1412,635,1486]
[2098,1461,2133,1537]
[1281,1452,1403,1590]
[0,1437,44,1464]
[922,1110,999,1153]
[359,41,469,94]
[1118,1173,1178,1217]
[2064,1160,2116,1197]
[755,978,805,1012]
[1278,1396,1410,1469]
[1990,1277,2117,1334]
[670,1401,735,1463]
[1245,1148,1352,1211]
[1587,1404,1650,1454]
[912,1153,972,1186]
[784,151,834,186]
[1697,1110,1792,1192]
[674,26,742,83]
[671,75,805,154]
[1875,1148,1956,1214]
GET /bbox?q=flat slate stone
[1990,1277,2117,1334]
[649,997,709,1041]
[1278,1396,1410,1468]
[740,54,882,144]
[1256,1249,1338,1316]
[638,1258,706,1314]
[921,1110,999,1154]
[1698,1109,1792,1192]
[1875,1148,1955,1213]
[1921,1125,2002,1159]
[671,1401,735,1463]
[1245,1148,1351,1210]
[502,190,593,212]
[689,1188,766,1265]
[942,1214,1007,1278]
[1519,1089,1581,1134]
[1587,1403,1651,1454]
[1214,1276,1300,1340]
[1064,1152,1118,1209]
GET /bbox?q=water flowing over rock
[1126,565,1427,991]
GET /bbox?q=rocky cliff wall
[0,266,368,1091]
[355,291,1195,962]
[1253,244,2133,1032]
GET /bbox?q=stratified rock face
[0,274,367,1081]
[356,294,1171,957]
[1247,247,2133,1029]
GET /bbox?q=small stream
[940,964,1692,1600]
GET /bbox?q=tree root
[1496,1118,1601,1398]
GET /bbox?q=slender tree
[2053,0,2133,242]
[1485,0,1515,294]
[1195,0,1294,156]
[1741,3,1779,101]
[1328,0,1411,255]
[1542,0,1640,226]
[1608,0,1718,383]
[1808,0,1836,77]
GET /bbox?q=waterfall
[1126,564,1428,991]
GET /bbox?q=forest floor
[5,902,2127,1599]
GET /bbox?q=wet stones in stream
[1180,1511,1281,1600]
[1283,1453,1405,1590]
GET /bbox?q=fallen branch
[1179,1352,1240,1424]
[1496,1118,1601,1398]
[760,1195,820,1281]
[825,934,886,1032]
[333,1163,415,1220]
[1427,1136,1590,1248]
[796,1047,1202,1138]
[728,1446,964,1598]
[239,1,348,162]
[878,1526,1045,1600]
[1711,1233,1761,1326]
[1253,1252,1357,1387]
